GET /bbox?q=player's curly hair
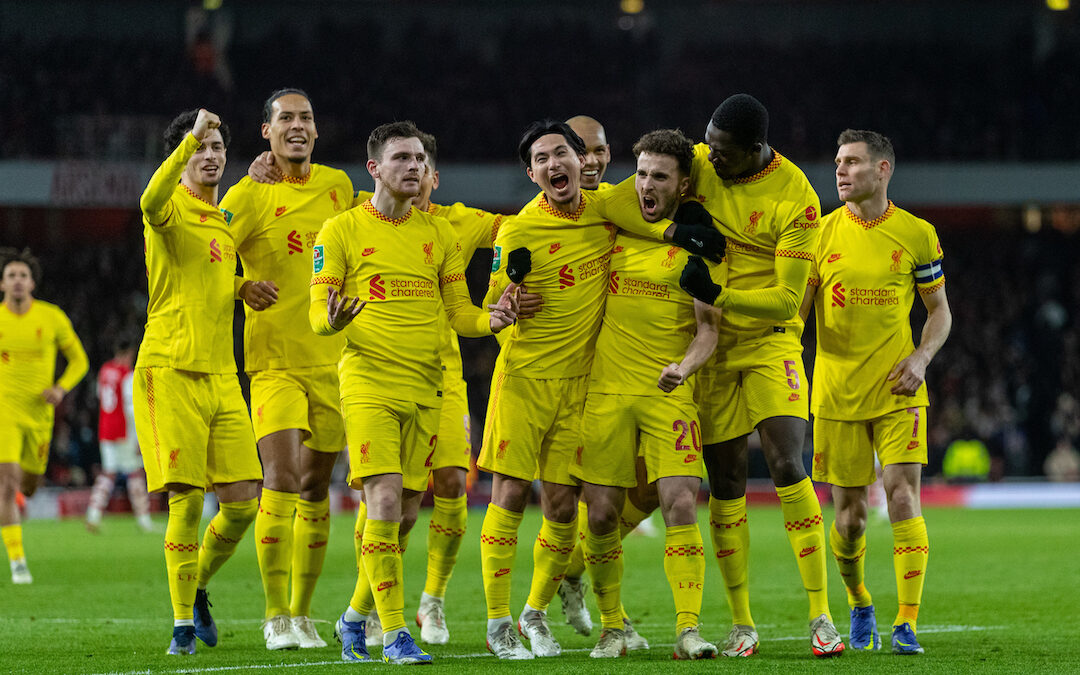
[838,129,896,165]
[367,120,423,162]
[262,87,312,124]
[517,119,586,167]
[0,246,42,285]
[632,129,694,176]
[163,109,232,157]
[710,94,769,149]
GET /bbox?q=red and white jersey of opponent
[97,358,135,443]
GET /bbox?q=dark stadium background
[1,0,1078,503]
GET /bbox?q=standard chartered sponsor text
[622,277,670,298]
[849,287,899,306]
[389,278,436,298]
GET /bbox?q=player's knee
[834,508,867,540]
[586,503,619,534]
[886,488,919,521]
[661,494,697,527]
[432,467,466,497]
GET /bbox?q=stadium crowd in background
[2,14,1080,164]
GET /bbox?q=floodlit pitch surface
[2,505,1077,673]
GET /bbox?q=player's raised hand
[887,351,929,396]
[249,151,282,184]
[327,287,365,331]
[191,109,222,142]
[658,363,686,392]
[488,282,520,333]
[517,283,543,319]
[240,280,279,311]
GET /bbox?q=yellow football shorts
[573,392,704,488]
[697,331,809,445]
[812,407,929,487]
[478,371,587,486]
[0,421,52,476]
[435,373,471,472]
[248,365,345,453]
[133,367,262,493]
[341,395,438,493]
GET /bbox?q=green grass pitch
[2,505,1078,673]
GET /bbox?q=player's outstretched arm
[686,253,809,320]
[238,280,280,311]
[888,285,952,395]
[140,108,221,225]
[658,300,720,393]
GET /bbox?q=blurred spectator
[1044,438,1080,482]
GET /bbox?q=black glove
[679,255,722,305]
[506,247,531,284]
[675,200,713,228]
[671,201,725,263]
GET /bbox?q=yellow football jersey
[0,300,88,422]
[355,191,506,376]
[589,232,722,399]
[309,200,491,407]
[138,133,240,373]
[221,165,352,371]
[808,202,945,420]
[488,192,625,378]
[687,144,822,342]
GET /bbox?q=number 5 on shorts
[783,359,800,390]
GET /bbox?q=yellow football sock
[777,478,830,620]
[423,494,467,598]
[709,496,753,627]
[349,501,375,615]
[664,524,706,632]
[564,500,589,579]
[255,488,297,618]
[526,517,576,612]
[618,498,650,537]
[290,496,330,618]
[480,503,522,619]
[830,521,871,608]
[583,527,623,629]
[362,519,404,633]
[165,490,203,621]
[892,516,928,630]
[2,524,25,562]
[198,497,257,587]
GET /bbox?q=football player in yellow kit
[801,129,951,656]
[221,88,353,651]
[0,247,88,585]
[571,128,723,659]
[136,108,277,655]
[478,120,723,660]
[677,94,844,657]
[310,120,516,665]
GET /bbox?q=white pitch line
[77,624,1004,675]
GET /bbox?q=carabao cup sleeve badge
[313,244,325,273]
[491,244,502,273]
